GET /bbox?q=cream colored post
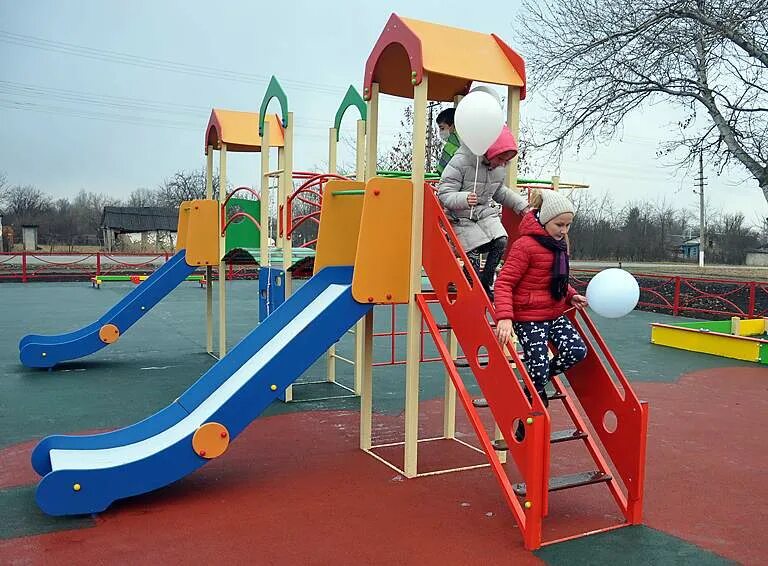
[355,119,366,181]
[283,112,294,298]
[326,126,338,384]
[359,84,379,445]
[277,149,285,250]
[218,144,228,357]
[495,423,507,464]
[353,117,367,393]
[260,120,271,268]
[404,76,428,478]
[328,128,338,174]
[552,175,560,191]
[365,83,379,180]
[359,310,374,449]
[443,330,458,438]
[205,146,214,354]
[506,86,522,190]
[731,316,741,336]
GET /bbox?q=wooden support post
[283,112,294,298]
[260,121,271,268]
[443,330,458,439]
[327,126,338,383]
[328,127,338,174]
[358,83,379,445]
[356,119,366,182]
[365,83,379,180]
[205,145,214,354]
[359,310,374,450]
[218,144,228,357]
[353,117,368,392]
[506,86,522,191]
[404,76,428,478]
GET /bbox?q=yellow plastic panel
[313,181,366,273]
[738,319,767,337]
[176,199,220,266]
[352,177,413,304]
[651,324,760,362]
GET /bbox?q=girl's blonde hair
[528,188,544,210]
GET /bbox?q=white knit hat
[539,191,575,224]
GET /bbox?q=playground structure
[21,13,648,551]
[651,316,768,364]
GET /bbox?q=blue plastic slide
[32,266,370,516]
[19,249,197,368]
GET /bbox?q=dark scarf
[532,233,569,301]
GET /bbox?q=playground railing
[570,270,767,318]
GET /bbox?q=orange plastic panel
[352,177,412,304]
[98,324,120,344]
[176,200,219,266]
[192,422,230,459]
[313,181,365,274]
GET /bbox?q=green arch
[333,85,367,142]
[259,76,289,136]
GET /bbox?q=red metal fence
[1,253,765,320]
[570,269,767,319]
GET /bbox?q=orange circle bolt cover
[367,297,374,302]
[98,324,120,344]
[373,189,380,196]
[386,293,392,300]
[192,422,230,459]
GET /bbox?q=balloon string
[470,155,479,220]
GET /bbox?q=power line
[0,29,348,97]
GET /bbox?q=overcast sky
[1,0,766,227]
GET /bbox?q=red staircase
[420,185,648,549]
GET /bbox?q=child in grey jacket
[438,125,530,299]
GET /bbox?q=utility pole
[425,101,440,173]
[693,149,707,267]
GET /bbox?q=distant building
[680,237,717,261]
[100,206,178,251]
[746,246,768,267]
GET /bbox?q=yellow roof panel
[205,109,284,153]
[401,17,524,87]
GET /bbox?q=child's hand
[571,295,588,309]
[466,192,478,207]
[495,319,513,344]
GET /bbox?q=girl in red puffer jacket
[494,189,589,407]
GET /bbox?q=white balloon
[585,268,640,318]
[454,91,505,156]
[469,85,503,108]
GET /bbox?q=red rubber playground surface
[0,282,766,565]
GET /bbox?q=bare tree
[0,184,52,227]
[519,0,768,203]
[379,105,445,174]
[157,169,220,207]
[128,187,160,207]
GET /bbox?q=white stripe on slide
[49,283,349,471]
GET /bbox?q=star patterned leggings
[512,316,588,391]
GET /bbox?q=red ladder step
[513,471,611,496]
[492,428,588,451]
